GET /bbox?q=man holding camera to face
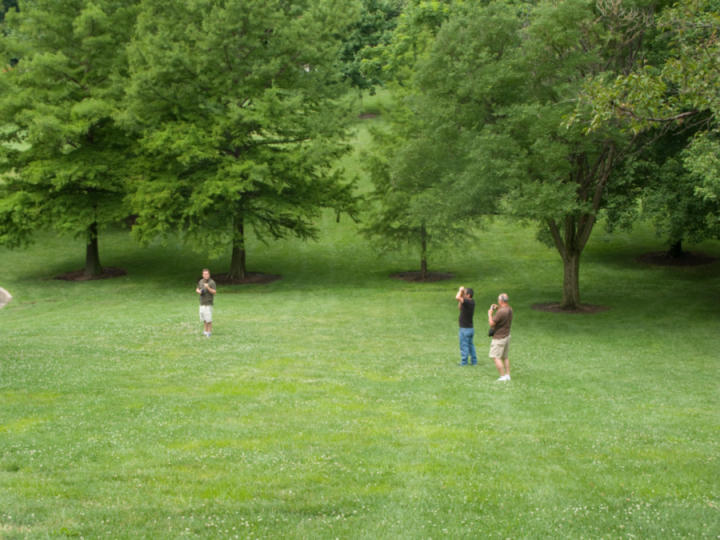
[455,286,477,366]
[488,293,513,381]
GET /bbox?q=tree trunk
[548,141,616,310]
[420,223,428,280]
[560,250,581,310]
[84,222,103,278]
[667,239,684,258]
[228,214,246,281]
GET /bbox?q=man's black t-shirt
[459,298,475,328]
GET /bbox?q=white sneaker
[497,374,510,381]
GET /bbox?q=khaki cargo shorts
[199,305,213,323]
[489,335,510,359]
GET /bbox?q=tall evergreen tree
[362,0,474,277]
[0,0,138,277]
[122,0,359,281]
[362,101,472,278]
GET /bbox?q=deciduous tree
[582,0,720,235]
[362,0,477,277]
[363,101,471,278]
[407,0,661,309]
[615,124,720,258]
[340,0,403,90]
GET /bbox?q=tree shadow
[390,271,454,283]
[635,250,717,267]
[213,272,281,286]
[531,302,610,314]
[54,267,127,281]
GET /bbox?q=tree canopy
[368,0,674,308]
[339,0,404,90]
[122,0,360,280]
[582,0,720,239]
[362,98,472,277]
[362,0,488,277]
[0,0,17,22]
[0,0,139,276]
[1,0,718,292]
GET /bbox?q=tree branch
[612,103,700,124]
[547,218,567,260]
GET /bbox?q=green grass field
[1,116,720,538]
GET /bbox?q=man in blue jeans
[455,286,477,366]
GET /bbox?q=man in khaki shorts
[196,268,217,337]
[488,293,513,381]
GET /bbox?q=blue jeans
[459,327,477,365]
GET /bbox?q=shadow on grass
[531,302,610,314]
[54,267,127,281]
[581,247,720,287]
[390,271,454,282]
[214,272,282,286]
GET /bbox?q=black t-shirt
[459,298,475,328]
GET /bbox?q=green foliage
[362,1,505,273]
[362,103,470,273]
[685,131,720,226]
[363,0,454,86]
[616,124,720,252]
[339,0,403,90]
[0,0,139,273]
[659,0,720,116]
[378,0,657,307]
[581,0,720,129]
[578,0,720,251]
[122,0,360,277]
[0,0,17,22]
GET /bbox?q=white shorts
[199,305,213,323]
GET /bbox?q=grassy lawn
[1,119,719,538]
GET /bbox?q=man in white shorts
[488,293,513,381]
[196,268,217,337]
